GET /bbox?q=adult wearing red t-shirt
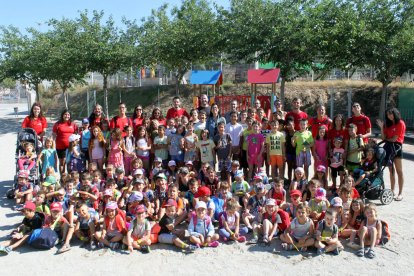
[53,109,78,174]
[88,104,109,129]
[328,114,347,150]
[132,104,145,137]
[109,102,132,137]
[21,102,48,139]
[285,97,308,131]
[377,107,406,201]
[309,104,332,138]
[150,107,167,126]
[166,97,189,121]
[346,102,372,143]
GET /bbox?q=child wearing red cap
[158,199,198,253]
[95,201,126,250]
[124,204,151,253]
[195,186,215,219]
[0,201,44,254]
[49,202,74,254]
[282,189,302,219]
[14,170,33,205]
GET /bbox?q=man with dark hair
[166,96,189,120]
[285,98,308,131]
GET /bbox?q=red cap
[23,201,36,211]
[290,189,302,198]
[195,186,211,198]
[164,199,178,208]
[50,202,62,212]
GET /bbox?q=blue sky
[0,0,230,31]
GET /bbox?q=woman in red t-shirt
[132,105,145,137]
[21,102,48,139]
[150,107,166,126]
[328,114,347,152]
[53,109,78,174]
[377,107,406,201]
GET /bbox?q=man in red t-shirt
[285,98,308,131]
[309,104,332,138]
[165,97,189,120]
[346,103,371,143]
[110,103,132,137]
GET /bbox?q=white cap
[168,160,177,166]
[68,134,80,143]
[133,169,143,175]
[195,201,207,210]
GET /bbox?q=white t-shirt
[225,122,243,146]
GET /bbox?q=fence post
[87,90,90,117]
[94,90,96,105]
[330,88,334,119]
[347,88,352,118]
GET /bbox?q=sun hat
[23,201,36,211]
[164,199,178,208]
[265,198,277,206]
[331,197,343,207]
[106,201,118,210]
[290,189,302,198]
[50,202,62,212]
[195,186,211,198]
[68,134,81,143]
[195,201,207,210]
[315,188,327,201]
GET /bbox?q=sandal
[282,243,293,251]
[356,248,365,257]
[56,244,71,254]
[395,195,403,201]
[366,248,376,259]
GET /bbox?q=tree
[224,0,318,104]
[42,18,88,109]
[313,0,414,119]
[140,0,224,94]
[0,26,48,101]
[76,10,135,117]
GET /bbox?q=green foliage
[140,0,224,93]
[0,77,16,88]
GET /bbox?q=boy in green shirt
[292,119,314,179]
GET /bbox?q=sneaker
[247,237,258,244]
[237,236,246,243]
[222,237,228,242]
[111,243,120,250]
[88,241,97,251]
[140,245,150,254]
[13,204,24,212]
[317,248,326,255]
[0,245,12,255]
[186,245,199,252]
[333,248,340,255]
[208,241,220,248]
[346,241,360,250]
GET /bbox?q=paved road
[0,103,413,275]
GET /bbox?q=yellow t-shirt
[242,129,253,151]
[266,131,285,156]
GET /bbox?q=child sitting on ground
[49,202,74,254]
[95,201,126,250]
[188,201,220,248]
[74,204,99,250]
[314,208,343,255]
[124,204,151,253]
[308,187,330,222]
[158,199,198,253]
[0,201,44,254]
[355,203,382,259]
[218,198,248,242]
[280,202,315,251]
[243,183,267,234]
[267,177,286,206]
[282,189,302,219]
[14,170,33,206]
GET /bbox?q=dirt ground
[0,102,413,275]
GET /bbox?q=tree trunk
[103,74,109,119]
[280,78,285,106]
[34,82,40,102]
[62,89,68,109]
[379,83,387,121]
[175,72,181,96]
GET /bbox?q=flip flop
[356,248,365,257]
[395,195,403,201]
[56,244,71,254]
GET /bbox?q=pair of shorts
[270,155,284,167]
[296,151,311,167]
[57,148,67,159]
[158,233,176,244]
[218,159,231,172]
[330,166,344,178]
[240,150,248,169]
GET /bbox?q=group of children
[0,103,387,259]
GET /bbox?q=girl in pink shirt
[247,122,265,181]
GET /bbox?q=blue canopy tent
[190,70,223,96]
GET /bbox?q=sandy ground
[0,102,413,276]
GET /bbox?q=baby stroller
[355,141,401,205]
[6,128,40,199]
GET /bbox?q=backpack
[380,220,391,245]
[211,196,224,220]
[28,228,58,249]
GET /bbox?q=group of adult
[22,96,406,200]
